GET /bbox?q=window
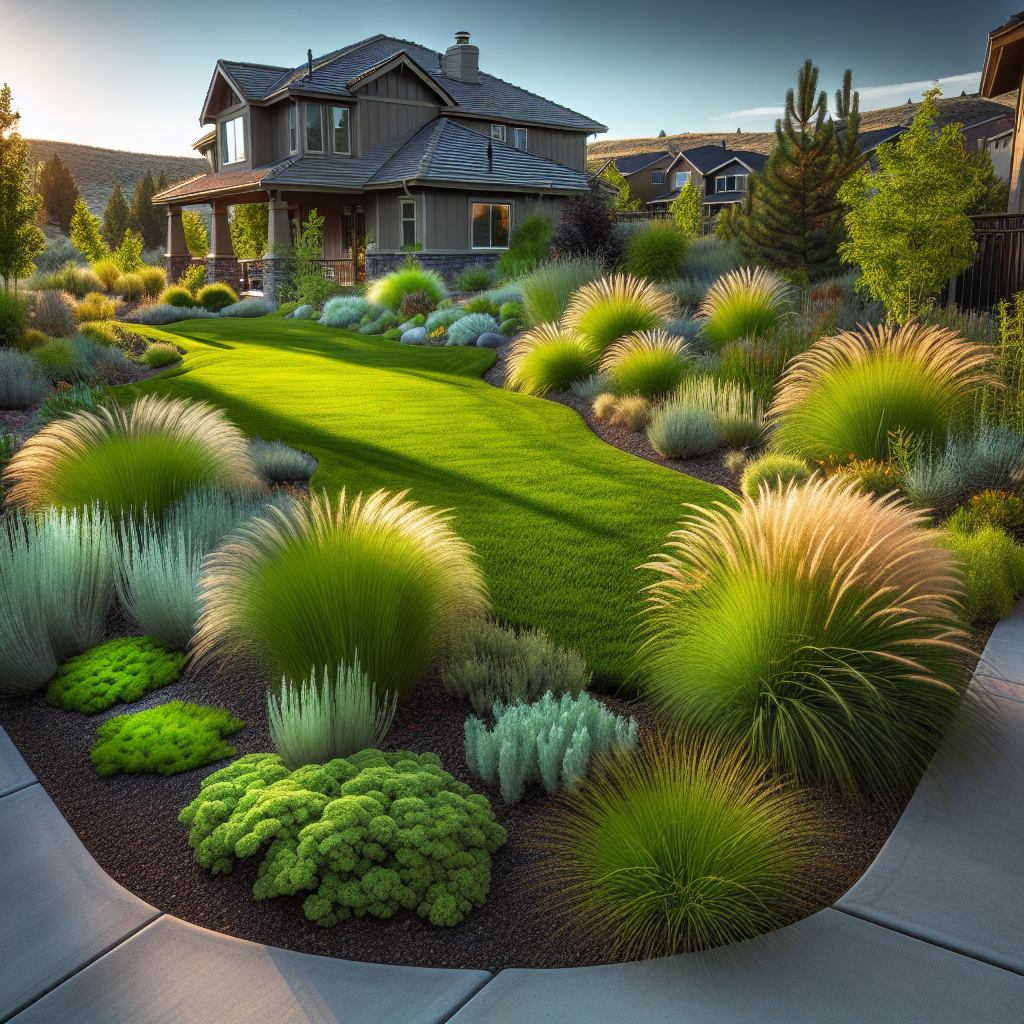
[511,127,527,151]
[222,115,245,164]
[472,203,510,248]
[651,171,665,184]
[714,174,748,193]
[332,106,350,155]
[288,106,297,153]
[673,171,690,189]
[490,124,506,142]
[400,198,416,248]
[305,104,323,153]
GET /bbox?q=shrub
[833,457,901,497]
[465,692,637,804]
[569,371,613,403]
[423,307,467,335]
[495,215,552,280]
[398,289,437,318]
[942,523,1024,624]
[620,222,689,281]
[608,394,652,431]
[31,338,88,384]
[499,301,524,324]
[197,282,240,312]
[504,323,599,396]
[143,342,182,368]
[18,327,49,351]
[563,274,675,356]
[29,383,104,432]
[132,304,219,326]
[368,259,448,312]
[646,401,722,459]
[321,296,373,328]
[698,267,793,347]
[45,637,185,714]
[453,264,495,292]
[463,295,500,316]
[948,489,1024,543]
[268,658,398,769]
[601,330,692,400]
[179,749,507,926]
[33,289,77,338]
[551,192,615,259]
[296,275,346,308]
[192,489,489,699]
[447,313,498,347]
[138,265,166,297]
[676,376,766,448]
[358,311,400,335]
[114,274,143,301]
[529,732,820,960]
[0,348,49,408]
[740,453,814,497]
[519,258,605,327]
[76,292,116,322]
[220,297,275,318]
[769,323,994,464]
[383,328,402,341]
[91,702,245,777]
[251,437,318,482]
[179,263,207,296]
[57,263,104,298]
[640,477,968,797]
[0,509,115,696]
[0,288,30,347]
[76,320,118,347]
[91,258,121,292]
[3,394,263,518]
[442,618,590,715]
[159,285,196,308]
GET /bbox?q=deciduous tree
[669,182,703,236]
[230,202,269,260]
[0,83,45,287]
[70,199,109,263]
[598,163,641,212]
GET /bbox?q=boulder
[475,333,506,349]
[293,304,314,320]
[400,326,427,345]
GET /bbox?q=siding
[249,106,276,167]
[450,118,587,172]
[360,68,437,103]
[357,97,439,153]
[624,157,674,205]
[421,190,566,252]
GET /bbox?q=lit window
[490,124,506,142]
[288,107,297,153]
[511,127,527,151]
[400,198,416,248]
[305,104,323,153]
[651,171,665,184]
[472,203,510,248]
[673,171,690,189]
[222,116,245,164]
[332,107,350,155]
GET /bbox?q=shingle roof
[219,61,291,100]
[857,126,908,153]
[154,167,282,202]
[612,151,670,174]
[702,190,746,205]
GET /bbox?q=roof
[857,126,907,153]
[212,35,606,133]
[703,151,767,175]
[611,151,670,175]
[702,191,746,205]
[982,13,1024,96]
[191,130,216,152]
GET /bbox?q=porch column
[262,195,293,302]
[165,206,191,284]
[206,200,239,288]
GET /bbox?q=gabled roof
[345,51,457,106]
[702,151,767,175]
[218,61,291,99]
[673,144,745,173]
[611,151,670,175]
[981,12,1024,97]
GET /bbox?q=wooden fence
[947,213,1024,312]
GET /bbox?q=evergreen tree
[128,169,164,249]
[657,129,667,138]
[103,180,130,248]
[36,152,80,234]
[0,83,45,288]
[229,202,269,260]
[965,150,1009,215]
[182,210,209,256]
[598,163,642,211]
[70,199,109,263]
[834,69,864,177]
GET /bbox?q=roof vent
[307,48,313,78]
[445,31,479,83]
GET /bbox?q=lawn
[112,315,728,692]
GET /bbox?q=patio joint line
[439,972,499,1023]
[0,779,40,801]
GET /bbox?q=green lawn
[113,315,729,692]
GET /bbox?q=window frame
[288,105,297,154]
[331,106,351,156]
[490,124,506,143]
[673,170,690,189]
[511,127,527,151]
[304,103,324,154]
[221,115,246,166]
[651,170,666,184]
[471,202,511,250]
[399,197,417,248]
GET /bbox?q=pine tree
[229,202,269,260]
[103,180,130,248]
[965,150,1009,215]
[0,83,45,288]
[657,129,667,138]
[36,152,80,234]
[598,163,642,211]
[70,199,109,263]
[182,210,209,256]
[128,169,164,249]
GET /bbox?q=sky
[0,0,1016,155]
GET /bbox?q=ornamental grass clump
[320,296,374,328]
[769,322,995,464]
[504,323,599,396]
[675,377,766,449]
[562,274,675,356]
[697,267,792,347]
[607,394,652,431]
[529,732,821,960]
[640,477,969,798]
[179,749,507,926]
[3,395,264,518]
[192,488,489,699]
[368,259,448,312]
[197,282,239,312]
[34,289,78,337]
[518,257,605,327]
[143,342,181,369]
[600,330,693,400]
[0,348,49,409]
[942,522,1024,624]
[268,658,398,769]
[646,402,722,459]
[446,312,498,347]
[250,437,318,482]
[423,306,466,335]
[740,453,814,498]
[620,221,689,281]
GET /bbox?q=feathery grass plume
[942,523,1024,624]
[368,259,448,312]
[675,375,766,448]
[143,342,181,369]
[723,449,748,477]
[3,395,263,518]
[192,488,489,699]
[504,322,599,396]
[268,658,398,769]
[0,348,50,409]
[34,289,78,337]
[0,508,115,695]
[591,392,618,421]
[250,437,318,482]
[91,259,121,292]
[528,732,821,960]
[740,453,814,498]
[608,394,652,431]
[600,330,693,400]
[569,371,613,403]
[697,267,792,347]
[562,274,675,356]
[640,477,970,798]
[646,402,722,459]
[519,257,606,327]
[769,322,996,464]
[138,265,166,298]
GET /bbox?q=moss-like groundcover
[90,701,244,776]
[46,637,186,714]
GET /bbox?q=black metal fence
[947,214,1024,312]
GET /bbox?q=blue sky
[0,0,1013,154]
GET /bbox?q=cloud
[709,105,784,123]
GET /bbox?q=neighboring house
[154,32,607,293]
[981,12,1024,210]
[592,151,672,207]
[643,144,767,215]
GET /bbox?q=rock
[293,304,314,320]
[400,326,427,345]
[475,333,506,349]
[398,322,415,333]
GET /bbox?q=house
[642,144,767,215]
[591,151,673,207]
[981,12,1024,208]
[154,32,607,295]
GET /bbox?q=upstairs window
[332,106,350,155]
[222,115,245,165]
[490,124,506,143]
[472,203,510,248]
[400,198,416,248]
[673,171,690,189]
[288,106,297,153]
[714,173,747,193]
[305,104,323,153]
[511,127,527,151]
[651,170,665,184]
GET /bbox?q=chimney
[445,31,479,83]
[307,48,313,78]
[721,139,727,148]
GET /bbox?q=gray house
[155,32,607,294]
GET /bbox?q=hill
[26,139,208,217]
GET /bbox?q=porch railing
[238,257,361,294]
[614,210,671,223]
[947,213,1024,312]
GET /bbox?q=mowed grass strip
[112,316,729,691]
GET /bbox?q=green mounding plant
[464,691,637,804]
[220,297,275,318]
[0,348,50,409]
[76,292,117,322]
[698,267,793,347]
[358,311,401,336]
[504,323,599,396]
[562,274,675,356]
[528,731,821,961]
[31,338,88,385]
[600,330,693,400]
[569,371,613,403]
[620,221,689,282]
[18,328,49,352]
[3,394,264,518]
[367,259,448,312]
[75,338,133,381]
[646,401,722,460]
[495,215,552,280]
[268,658,398,769]
[423,306,467,335]
[518,257,606,327]
[179,749,507,926]
[91,258,121,292]
[832,457,902,498]
[942,522,1024,624]
[675,376,766,449]
[29,384,104,433]
[640,477,970,798]
[138,265,166,298]
[34,289,78,338]
[768,322,995,465]
[179,263,207,296]
[45,636,185,713]
[320,296,374,329]
[0,508,115,696]
[948,489,1024,543]
[499,301,524,324]
[192,488,489,699]
[197,282,239,312]
[143,342,181,369]
[453,264,495,292]
[447,313,498,347]
[77,320,119,347]
[607,394,652,432]
[443,618,591,715]
[251,437,318,482]
[159,285,197,308]
[740,453,814,498]
[462,295,499,316]
[114,273,144,301]
[90,701,245,777]
[481,285,523,307]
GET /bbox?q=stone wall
[365,251,500,281]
